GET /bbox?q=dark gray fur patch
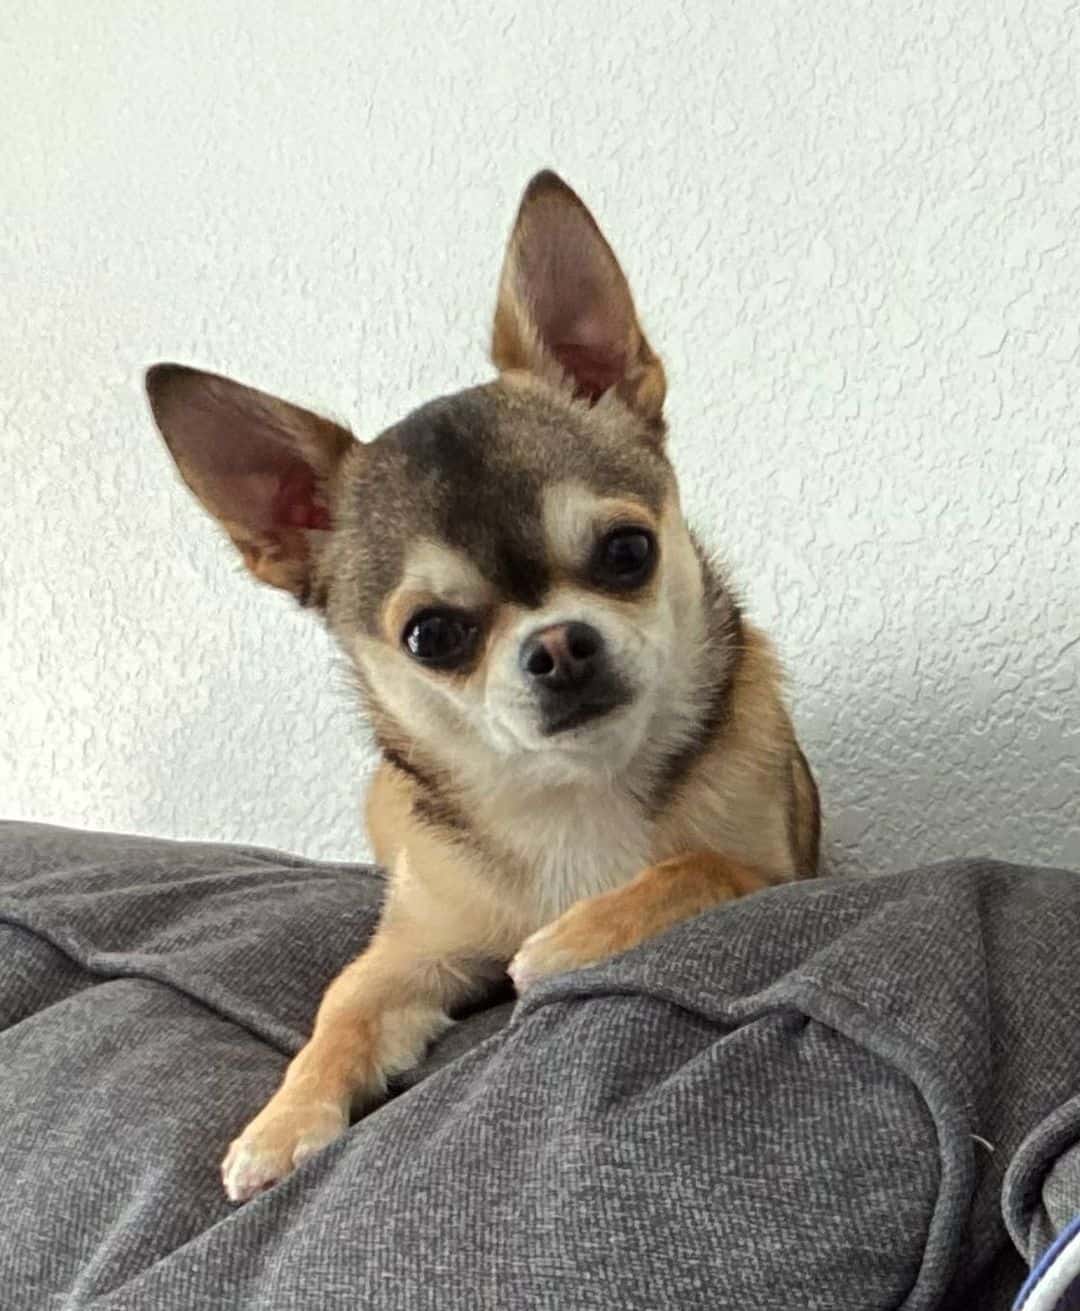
[326,382,669,638]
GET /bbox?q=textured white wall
[2,2,1077,874]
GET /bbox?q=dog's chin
[488,693,653,781]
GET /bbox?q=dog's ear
[492,170,666,428]
[144,364,357,600]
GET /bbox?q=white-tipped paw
[509,898,623,995]
[221,1097,347,1203]
[508,922,563,995]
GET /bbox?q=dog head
[146,172,733,789]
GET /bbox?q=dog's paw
[221,1095,348,1203]
[509,894,626,995]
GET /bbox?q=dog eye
[402,609,478,668]
[592,527,656,589]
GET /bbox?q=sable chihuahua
[145,171,820,1203]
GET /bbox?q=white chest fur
[491,780,654,929]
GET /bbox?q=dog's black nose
[519,622,604,691]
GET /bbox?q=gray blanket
[1,821,1079,1310]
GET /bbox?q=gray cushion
[2,821,1079,1309]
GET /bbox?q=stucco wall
[3,1,1077,872]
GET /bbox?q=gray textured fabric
[1006,1094,1080,1264]
[1,821,1079,1310]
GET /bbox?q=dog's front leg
[509,851,768,993]
[222,921,488,1203]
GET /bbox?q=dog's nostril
[524,644,555,677]
[566,624,599,662]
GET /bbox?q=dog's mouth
[538,686,631,736]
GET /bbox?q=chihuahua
[145,171,820,1203]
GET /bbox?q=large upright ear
[492,170,666,428]
[144,364,357,601]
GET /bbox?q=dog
[144,170,821,1203]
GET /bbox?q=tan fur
[144,171,821,1203]
[509,850,769,991]
[655,624,813,872]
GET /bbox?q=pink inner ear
[271,463,331,531]
[552,341,626,401]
